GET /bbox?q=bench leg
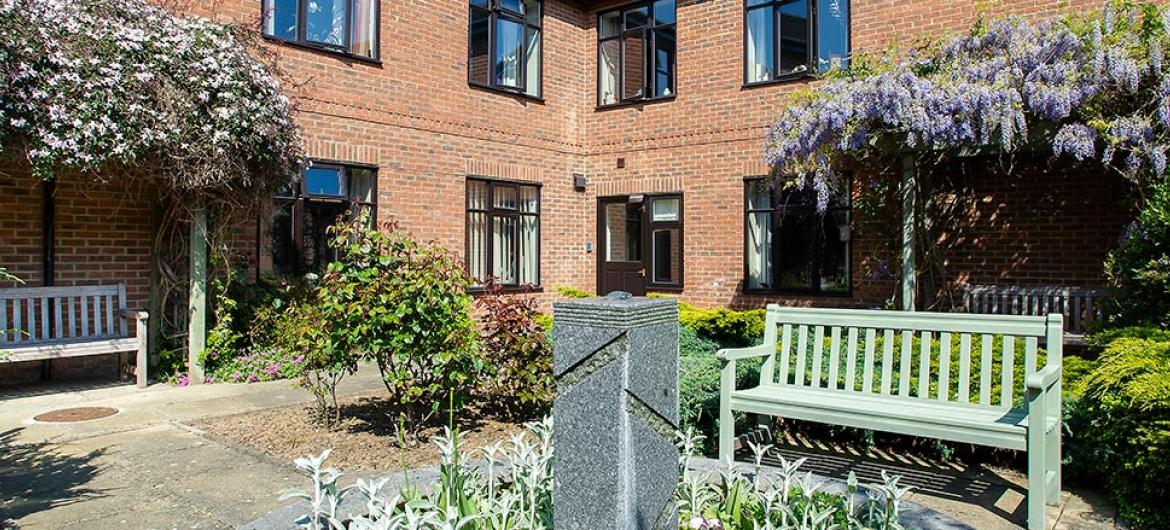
[1027,394,1049,530]
[135,315,148,388]
[719,359,735,462]
[1046,420,1061,506]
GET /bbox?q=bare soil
[194,394,528,471]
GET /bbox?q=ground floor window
[272,161,376,276]
[744,178,850,294]
[466,177,540,287]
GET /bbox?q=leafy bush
[1105,183,1170,327]
[277,298,360,428]
[284,420,914,530]
[474,280,555,418]
[1066,336,1170,528]
[324,212,484,438]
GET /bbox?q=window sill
[648,285,684,293]
[262,35,382,66]
[596,95,676,111]
[741,72,816,89]
[468,82,545,103]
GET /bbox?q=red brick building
[0,0,1135,381]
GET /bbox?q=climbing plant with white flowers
[0,0,303,197]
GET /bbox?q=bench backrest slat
[763,306,1063,411]
[880,329,895,395]
[0,285,128,344]
[810,326,825,388]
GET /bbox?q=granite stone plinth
[552,294,679,530]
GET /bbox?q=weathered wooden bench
[0,284,149,387]
[718,306,1062,530]
[963,284,1110,336]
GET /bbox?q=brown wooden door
[598,197,647,296]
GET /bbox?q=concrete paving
[0,366,388,530]
[0,368,1127,530]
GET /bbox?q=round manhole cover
[33,406,119,423]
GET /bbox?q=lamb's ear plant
[286,417,910,530]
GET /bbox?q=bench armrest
[120,309,149,321]
[1026,364,1061,391]
[716,344,774,362]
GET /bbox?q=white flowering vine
[0,0,303,196]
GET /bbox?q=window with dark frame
[744,0,849,85]
[649,195,683,288]
[466,178,541,287]
[469,0,543,98]
[262,0,380,60]
[744,178,850,294]
[271,162,376,276]
[598,0,676,107]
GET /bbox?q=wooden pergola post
[187,205,208,384]
[900,154,917,312]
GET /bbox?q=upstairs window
[744,178,850,294]
[262,0,380,60]
[598,0,676,107]
[272,162,376,276]
[469,0,543,98]
[744,0,849,84]
[466,178,541,287]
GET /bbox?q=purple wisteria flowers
[765,2,1170,210]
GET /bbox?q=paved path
[0,367,387,530]
[0,369,1126,530]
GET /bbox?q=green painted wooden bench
[718,306,1062,530]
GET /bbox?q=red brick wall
[933,156,1132,290]
[1,0,1144,351]
[578,0,1142,308]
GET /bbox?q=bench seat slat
[1,337,140,363]
[729,384,1053,451]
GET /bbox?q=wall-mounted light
[573,173,587,192]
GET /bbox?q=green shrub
[1066,336,1170,528]
[649,295,765,346]
[474,281,554,418]
[553,286,594,299]
[279,298,358,428]
[1104,183,1170,327]
[1085,325,1170,349]
[325,211,484,438]
[678,325,762,452]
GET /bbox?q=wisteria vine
[0,0,303,198]
[765,1,1170,210]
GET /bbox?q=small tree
[280,299,358,428]
[323,211,483,441]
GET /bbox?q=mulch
[194,394,529,471]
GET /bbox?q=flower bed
[280,419,916,530]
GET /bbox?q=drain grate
[34,406,119,423]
